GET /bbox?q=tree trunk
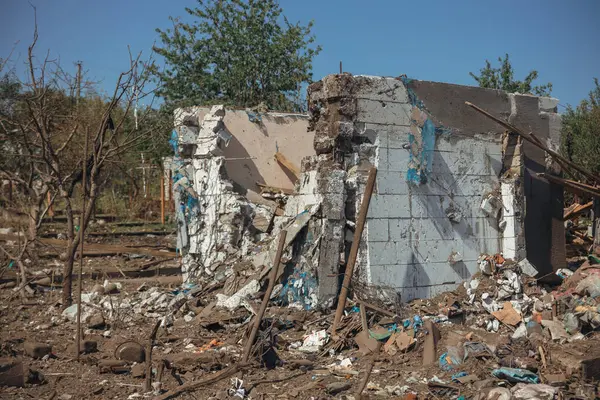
[62,241,77,307]
[61,181,98,307]
[62,196,77,307]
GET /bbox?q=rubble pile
[6,247,595,399]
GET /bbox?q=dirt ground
[1,220,599,399]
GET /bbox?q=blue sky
[1,0,598,109]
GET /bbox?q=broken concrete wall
[171,106,315,283]
[194,107,314,203]
[306,74,563,303]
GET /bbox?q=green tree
[562,78,600,177]
[152,0,321,112]
[470,54,553,96]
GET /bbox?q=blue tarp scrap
[439,352,462,371]
[492,368,540,384]
[279,269,318,310]
[169,130,179,153]
[406,117,436,184]
[246,110,263,123]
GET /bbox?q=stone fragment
[26,368,46,385]
[91,284,105,295]
[131,363,146,378]
[88,314,105,329]
[0,358,24,387]
[23,342,52,359]
[98,359,129,374]
[326,381,351,395]
[70,340,98,355]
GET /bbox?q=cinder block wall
[307,75,564,303]
[357,78,504,300]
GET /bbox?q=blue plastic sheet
[439,352,461,371]
[451,372,468,383]
[492,367,540,384]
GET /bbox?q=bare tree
[0,10,163,305]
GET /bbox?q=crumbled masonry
[171,73,564,305]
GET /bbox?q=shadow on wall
[411,145,502,257]
[222,126,267,198]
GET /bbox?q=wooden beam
[332,167,377,336]
[538,173,600,198]
[274,152,300,180]
[256,181,294,195]
[465,101,600,185]
[565,201,593,220]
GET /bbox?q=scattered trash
[228,378,246,398]
[298,330,329,353]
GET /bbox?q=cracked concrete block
[386,148,411,172]
[377,171,409,195]
[538,97,559,113]
[366,218,389,242]
[356,99,412,126]
[317,170,346,194]
[322,74,357,99]
[354,76,409,103]
[321,192,345,220]
[368,194,411,218]
[370,264,416,288]
[317,221,343,304]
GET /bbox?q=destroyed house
[169,74,564,308]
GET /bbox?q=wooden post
[593,198,600,248]
[168,170,174,212]
[160,173,165,225]
[332,167,377,336]
[145,320,161,392]
[242,231,287,362]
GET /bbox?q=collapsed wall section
[170,105,319,298]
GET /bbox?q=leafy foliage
[561,78,600,177]
[470,54,552,96]
[153,0,321,112]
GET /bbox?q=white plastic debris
[511,323,527,340]
[228,377,246,398]
[511,383,558,400]
[478,256,493,275]
[481,293,500,313]
[486,319,500,332]
[216,280,261,311]
[518,258,538,277]
[298,330,329,353]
